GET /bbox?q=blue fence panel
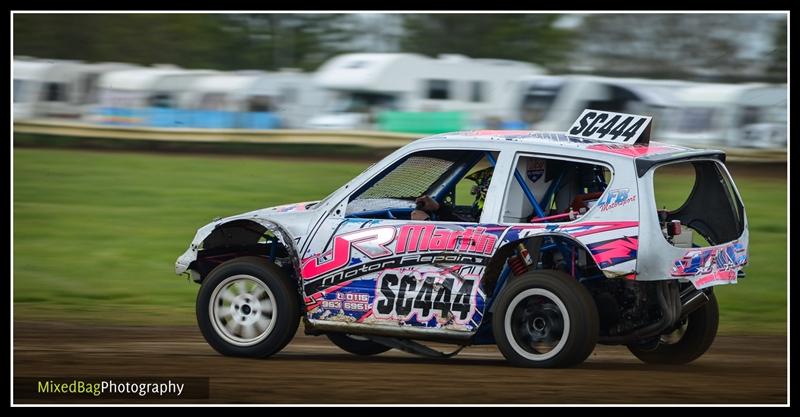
[93,107,281,129]
[239,112,281,129]
[190,110,236,128]
[147,107,186,127]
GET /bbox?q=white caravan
[96,67,188,108]
[514,75,697,137]
[307,53,545,130]
[13,58,78,120]
[13,58,138,120]
[185,70,328,128]
[660,83,787,149]
[14,58,84,120]
[74,62,140,117]
[93,67,217,124]
[144,69,221,109]
[14,59,56,119]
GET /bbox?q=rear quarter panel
[635,159,749,288]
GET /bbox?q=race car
[175,109,749,368]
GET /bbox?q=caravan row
[512,76,786,148]
[14,57,325,129]
[13,54,787,148]
[301,54,785,148]
[93,68,328,129]
[306,53,545,132]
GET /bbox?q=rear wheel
[492,270,599,368]
[197,257,300,358]
[627,291,719,364]
[326,333,392,356]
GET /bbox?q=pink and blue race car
[175,110,748,367]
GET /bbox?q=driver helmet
[466,167,494,215]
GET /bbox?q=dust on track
[13,321,786,404]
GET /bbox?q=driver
[411,167,493,222]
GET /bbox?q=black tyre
[197,256,300,358]
[492,270,599,368]
[326,333,392,356]
[627,291,719,365]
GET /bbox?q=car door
[299,148,504,333]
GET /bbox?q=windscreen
[355,154,456,201]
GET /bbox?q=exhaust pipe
[599,282,710,345]
[599,281,677,345]
[679,287,709,321]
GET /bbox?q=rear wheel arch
[483,233,601,299]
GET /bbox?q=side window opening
[331,91,398,114]
[653,160,744,247]
[346,149,496,222]
[738,106,762,127]
[520,82,562,125]
[247,95,275,112]
[148,92,175,108]
[446,157,495,221]
[43,82,67,102]
[585,85,642,114]
[502,155,612,224]
[426,80,451,100]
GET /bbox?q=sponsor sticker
[671,241,748,289]
[526,158,546,182]
[336,292,370,311]
[595,189,636,211]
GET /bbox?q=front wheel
[326,333,392,356]
[627,290,719,365]
[492,270,599,368]
[196,256,300,358]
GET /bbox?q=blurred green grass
[13,148,786,333]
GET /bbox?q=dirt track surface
[13,321,787,404]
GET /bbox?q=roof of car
[421,130,711,160]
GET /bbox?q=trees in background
[218,14,356,70]
[13,14,576,71]
[15,15,231,68]
[400,14,575,71]
[13,14,354,71]
[766,17,787,82]
[571,13,787,82]
[13,13,787,82]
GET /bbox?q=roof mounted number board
[568,109,652,145]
